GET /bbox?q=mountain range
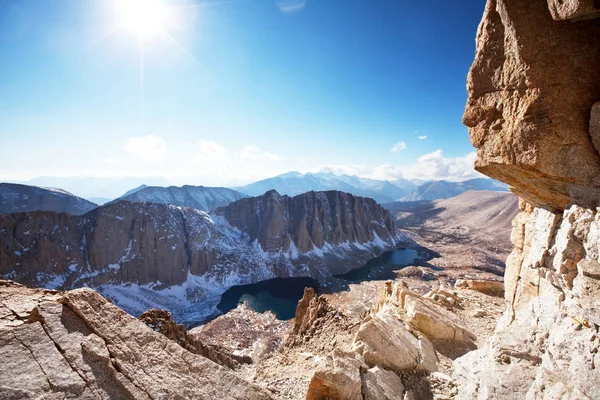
[234,172,418,203]
[398,178,508,201]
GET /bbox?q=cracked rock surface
[0,280,273,400]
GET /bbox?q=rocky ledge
[0,280,272,400]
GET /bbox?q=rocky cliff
[117,184,247,212]
[216,190,395,253]
[454,0,600,398]
[0,191,397,325]
[0,183,97,215]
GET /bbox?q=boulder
[352,311,438,373]
[403,296,476,343]
[454,279,504,295]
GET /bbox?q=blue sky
[0,0,486,186]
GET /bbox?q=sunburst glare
[113,0,177,40]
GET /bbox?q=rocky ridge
[116,184,247,212]
[453,0,600,398]
[0,183,98,215]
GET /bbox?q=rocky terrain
[0,190,398,325]
[0,280,273,399]
[452,0,600,398]
[0,183,98,215]
[116,184,247,212]
[187,278,507,400]
[399,178,508,202]
[387,190,519,276]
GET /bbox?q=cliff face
[0,191,397,324]
[454,1,600,398]
[216,190,395,253]
[0,183,97,215]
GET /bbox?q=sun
[114,0,176,40]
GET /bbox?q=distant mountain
[117,185,248,212]
[120,184,148,198]
[399,178,508,201]
[21,177,169,199]
[235,172,418,203]
[0,183,97,215]
[86,197,112,205]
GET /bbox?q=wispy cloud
[123,135,167,163]
[276,0,307,13]
[418,135,427,140]
[240,145,285,161]
[390,141,407,152]
[196,139,227,161]
[314,150,481,182]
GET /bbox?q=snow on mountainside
[0,183,98,215]
[117,185,248,212]
[235,172,418,203]
[399,178,508,201]
[0,191,398,326]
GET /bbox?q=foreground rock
[456,0,600,398]
[0,280,272,399]
[463,0,600,211]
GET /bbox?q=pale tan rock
[352,311,438,373]
[305,350,364,400]
[362,366,406,400]
[463,0,600,210]
[454,206,600,399]
[403,296,476,343]
[454,279,504,295]
[0,280,273,400]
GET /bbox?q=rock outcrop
[139,308,251,369]
[0,183,97,215]
[0,280,272,399]
[455,1,600,398]
[216,190,396,254]
[463,0,600,211]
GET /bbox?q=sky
[0,0,487,188]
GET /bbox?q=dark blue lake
[336,248,420,282]
[216,277,319,320]
[215,249,419,320]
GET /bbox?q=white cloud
[123,135,167,163]
[390,142,407,152]
[276,0,307,13]
[240,145,285,161]
[418,135,427,140]
[196,139,227,161]
[314,150,481,182]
